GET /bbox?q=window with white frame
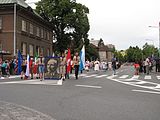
[36,27,40,37]
[21,43,27,55]
[29,23,33,34]
[47,31,50,40]
[47,48,50,56]
[40,47,44,56]
[44,30,47,39]
[0,17,2,30]
[22,20,27,32]
[41,28,44,38]
[29,44,34,56]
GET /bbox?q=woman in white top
[94,59,100,71]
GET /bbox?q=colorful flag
[34,52,38,65]
[79,45,85,71]
[17,50,23,75]
[66,49,71,73]
[25,54,30,77]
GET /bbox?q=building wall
[107,51,113,62]
[16,11,53,58]
[0,7,53,59]
[0,10,14,53]
[99,51,107,61]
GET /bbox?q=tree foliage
[114,50,126,62]
[126,46,143,62]
[85,44,99,61]
[142,43,158,58]
[124,43,159,62]
[35,0,90,53]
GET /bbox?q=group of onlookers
[84,57,121,75]
[0,59,17,77]
[0,53,121,80]
[133,57,160,75]
[0,56,45,80]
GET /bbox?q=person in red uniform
[134,62,140,75]
[29,58,34,79]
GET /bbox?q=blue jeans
[39,65,44,73]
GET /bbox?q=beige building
[90,39,115,62]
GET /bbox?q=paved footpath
[0,101,56,120]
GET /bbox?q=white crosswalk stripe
[157,76,160,80]
[95,75,108,78]
[84,74,97,78]
[119,75,129,79]
[144,75,151,80]
[131,75,139,79]
[107,75,118,79]
[79,74,87,77]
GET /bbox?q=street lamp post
[159,22,160,49]
[149,23,160,57]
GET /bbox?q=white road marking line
[9,76,21,79]
[106,75,117,79]
[0,79,60,86]
[0,80,38,84]
[57,79,63,85]
[75,85,102,89]
[157,76,160,79]
[144,75,151,80]
[131,75,139,79]
[132,89,160,95]
[134,81,148,84]
[119,75,129,79]
[109,77,160,91]
[155,84,160,88]
[79,74,87,77]
[95,75,108,78]
[84,74,97,78]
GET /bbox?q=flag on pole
[33,53,38,74]
[66,49,71,73]
[79,45,85,71]
[25,54,30,78]
[17,50,23,75]
[34,52,38,65]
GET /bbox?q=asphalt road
[0,66,160,120]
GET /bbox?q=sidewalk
[0,75,21,80]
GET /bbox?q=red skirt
[33,65,38,74]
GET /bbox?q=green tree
[114,50,126,62]
[126,46,143,62]
[142,43,158,58]
[36,0,90,53]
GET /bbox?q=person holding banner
[66,49,71,79]
[73,52,80,79]
[29,58,34,79]
[38,54,45,80]
[60,52,67,81]
[21,59,27,79]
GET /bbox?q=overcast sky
[26,0,160,50]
